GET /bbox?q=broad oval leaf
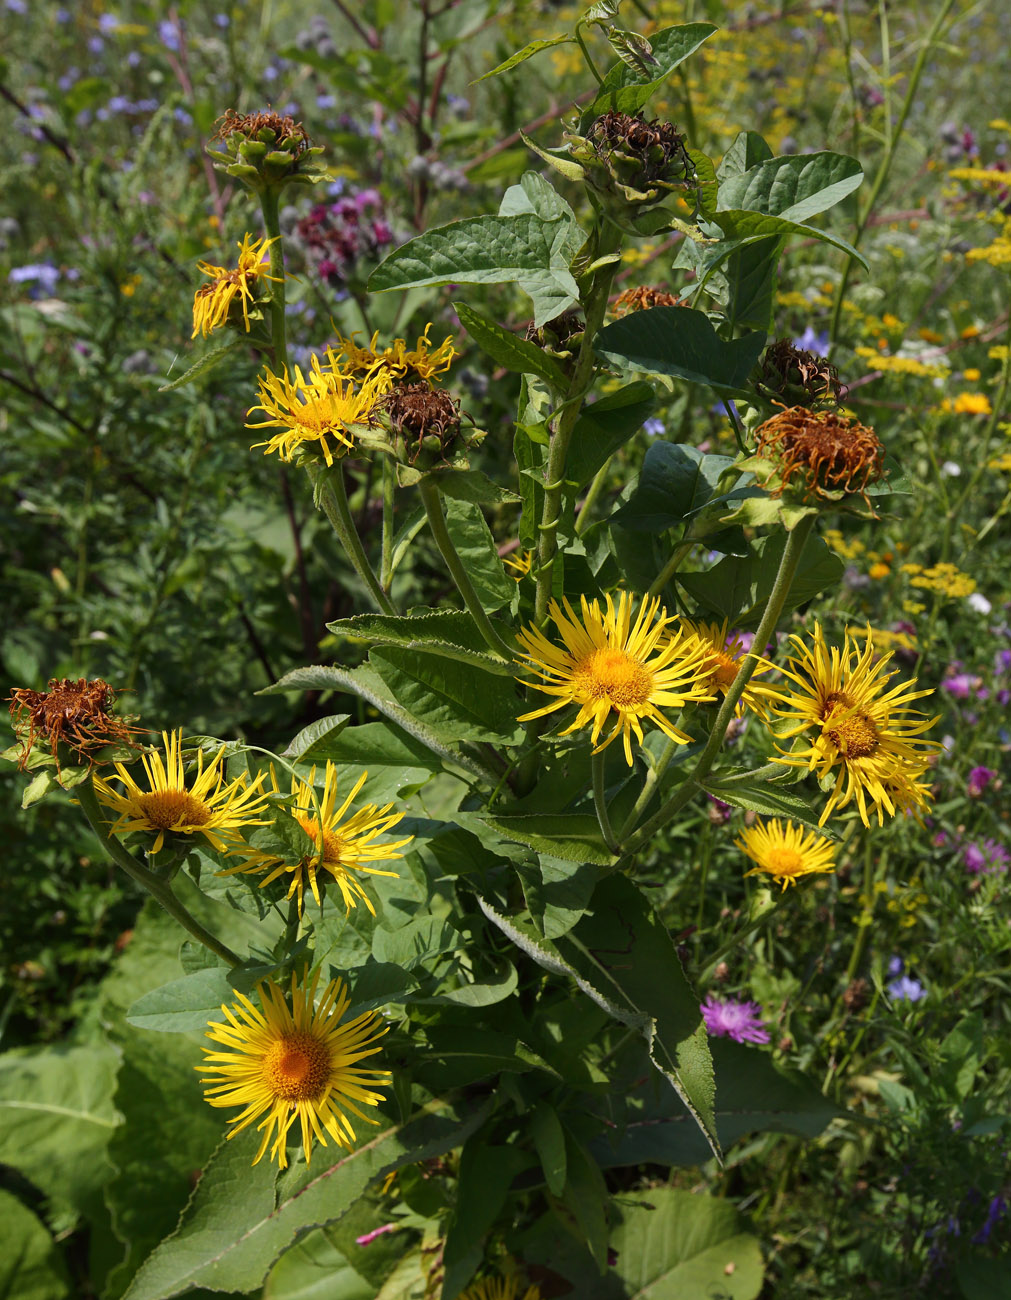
[586,23,718,118]
[716,150,863,223]
[595,305,766,391]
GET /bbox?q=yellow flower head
[219,762,411,915]
[191,233,280,338]
[247,352,391,466]
[92,730,269,853]
[736,818,836,890]
[940,392,993,416]
[768,623,940,827]
[515,592,717,766]
[332,323,457,384]
[503,548,534,581]
[197,967,390,1169]
[671,617,779,720]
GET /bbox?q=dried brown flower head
[8,678,140,770]
[756,338,847,408]
[586,110,694,189]
[213,109,310,158]
[385,383,462,464]
[843,978,870,1012]
[754,407,885,500]
[613,285,687,315]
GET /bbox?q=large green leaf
[443,498,515,613]
[472,812,615,866]
[123,1097,492,1300]
[0,1191,71,1300]
[594,306,766,391]
[594,1039,847,1168]
[711,209,868,269]
[260,663,497,784]
[368,215,580,326]
[585,23,718,117]
[716,130,774,181]
[956,1255,1011,1300]
[126,968,238,1034]
[609,1187,763,1298]
[454,301,567,390]
[610,441,736,533]
[716,150,863,222]
[328,610,514,674]
[700,776,829,834]
[678,531,844,627]
[724,234,783,334]
[262,1229,374,1300]
[283,714,351,762]
[499,170,581,231]
[286,721,442,772]
[566,382,657,490]
[443,1144,533,1296]
[97,900,235,1299]
[480,875,718,1159]
[369,647,522,745]
[0,1044,121,1232]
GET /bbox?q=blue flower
[642,416,665,438]
[887,974,927,1002]
[9,263,60,296]
[794,325,829,354]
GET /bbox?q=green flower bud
[207,110,327,195]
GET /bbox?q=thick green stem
[592,749,620,854]
[419,477,513,661]
[534,221,623,625]
[381,454,396,591]
[310,463,397,615]
[623,514,816,854]
[828,0,957,345]
[575,455,613,536]
[259,188,289,374]
[77,777,242,967]
[646,539,695,600]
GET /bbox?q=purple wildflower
[967,765,996,798]
[158,19,180,50]
[964,839,1010,875]
[887,974,927,1002]
[942,672,977,700]
[642,416,665,437]
[701,996,770,1044]
[794,325,829,353]
[887,955,904,976]
[972,1195,1006,1245]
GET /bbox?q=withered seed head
[213,109,310,156]
[8,678,140,771]
[613,285,687,315]
[587,110,694,186]
[385,383,462,464]
[756,338,847,409]
[754,406,885,500]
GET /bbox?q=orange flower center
[136,790,210,829]
[297,815,344,865]
[822,691,880,758]
[261,1032,332,1102]
[766,847,804,877]
[709,649,739,693]
[573,648,653,708]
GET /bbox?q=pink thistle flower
[701,996,770,1044]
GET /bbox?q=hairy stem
[310,463,397,615]
[592,749,620,854]
[419,477,513,660]
[77,777,242,967]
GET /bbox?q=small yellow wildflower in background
[868,561,891,580]
[191,233,279,338]
[902,562,976,598]
[989,452,1011,473]
[966,219,1011,267]
[120,274,142,297]
[940,392,992,415]
[332,324,457,384]
[93,730,268,853]
[197,968,390,1169]
[736,818,836,890]
[822,529,865,561]
[769,622,940,827]
[515,592,717,766]
[247,353,391,466]
[867,626,916,655]
[963,368,981,381]
[885,879,930,929]
[220,762,411,915]
[853,347,948,379]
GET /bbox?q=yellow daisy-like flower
[191,233,280,338]
[503,548,534,580]
[672,617,779,719]
[515,592,717,766]
[332,323,457,383]
[737,818,836,890]
[460,1277,541,1300]
[219,762,411,915]
[197,967,390,1169]
[769,622,940,827]
[92,729,268,853]
[247,352,391,466]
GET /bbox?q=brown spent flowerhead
[213,109,310,157]
[613,285,687,315]
[756,338,848,409]
[587,110,694,186]
[385,382,462,465]
[8,678,140,771]
[754,407,885,500]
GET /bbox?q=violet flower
[701,996,770,1044]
